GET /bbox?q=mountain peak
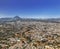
[13,16,21,21]
[14,16,20,19]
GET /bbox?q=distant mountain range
[0,16,60,23]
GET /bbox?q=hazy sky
[0,0,60,18]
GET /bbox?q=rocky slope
[0,18,60,49]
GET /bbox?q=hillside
[0,17,60,49]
